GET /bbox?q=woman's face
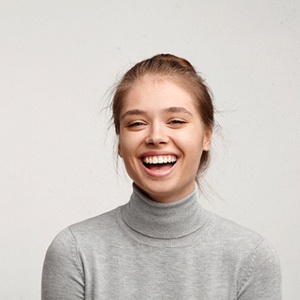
[118,75,211,203]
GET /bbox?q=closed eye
[126,121,146,128]
[168,119,187,125]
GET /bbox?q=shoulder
[204,210,280,272]
[41,209,121,299]
[47,206,123,255]
[69,207,120,238]
[205,211,281,296]
[207,211,266,250]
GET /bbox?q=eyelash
[126,119,186,128]
[127,122,146,128]
[169,119,186,125]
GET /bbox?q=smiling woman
[118,75,211,203]
[42,54,281,299]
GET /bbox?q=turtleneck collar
[120,184,207,240]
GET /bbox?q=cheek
[180,135,206,166]
[178,129,205,150]
[118,133,138,158]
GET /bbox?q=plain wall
[1,0,299,298]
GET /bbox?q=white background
[1,1,299,299]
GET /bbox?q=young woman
[42,54,281,299]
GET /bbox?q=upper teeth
[143,156,177,164]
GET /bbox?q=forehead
[122,75,197,113]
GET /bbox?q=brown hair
[111,54,214,174]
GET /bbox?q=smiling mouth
[142,155,177,170]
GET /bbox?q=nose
[145,123,169,145]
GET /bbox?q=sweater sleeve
[42,228,85,300]
[237,239,282,300]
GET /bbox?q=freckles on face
[117,76,211,202]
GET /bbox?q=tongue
[147,163,173,171]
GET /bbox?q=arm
[42,228,85,300]
[237,239,282,300]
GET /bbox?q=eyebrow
[164,107,193,116]
[121,106,192,120]
[121,109,146,120]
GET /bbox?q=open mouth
[142,155,177,171]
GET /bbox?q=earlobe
[118,144,123,158]
[203,129,212,151]
[203,139,211,151]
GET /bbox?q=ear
[202,128,212,151]
[118,143,123,158]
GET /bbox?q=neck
[134,183,197,204]
[121,184,206,239]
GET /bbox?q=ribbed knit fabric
[42,185,281,299]
[121,185,208,242]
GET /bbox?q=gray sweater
[42,186,281,299]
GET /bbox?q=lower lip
[141,161,176,178]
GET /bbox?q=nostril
[145,135,169,145]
